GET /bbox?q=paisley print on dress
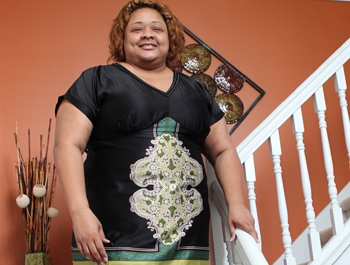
[129,133,203,245]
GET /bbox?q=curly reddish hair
[108,0,184,68]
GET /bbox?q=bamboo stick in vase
[45,162,51,209]
[46,165,57,253]
[40,159,45,252]
[43,162,51,251]
[29,189,34,253]
[14,135,28,243]
[45,119,52,160]
[33,157,38,252]
[29,159,33,201]
[14,162,21,195]
[28,129,31,168]
[14,133,25,195]
[40,135,42,161]
[25,159,29,197]
[15,161,29,252]
[28,129,31,190]
[15,123,21,185]
[25,160,30,252]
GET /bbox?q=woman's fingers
[77,242,85,258]
[228,222,237,242]
[100,228,110,244]
[95,236,108,263]
[89,240,105,264]
[78,240,106,265]
[82,243,99,264]
[227,203,259,243]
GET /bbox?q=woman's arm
[54,99,109,265]
[202,117,258,242]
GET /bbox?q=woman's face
[124,8,169,68]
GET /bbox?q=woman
[54,0,258,264]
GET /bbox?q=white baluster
[313,87,344,235]
[291,107,321,260]
[221,220,235,265]
[232,245,243,265]
[269,130,296,265]
[333,66,350,167]
[243,155,262,250]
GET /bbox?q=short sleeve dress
[55,63,224,265]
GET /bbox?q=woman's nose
[142,28,153,39]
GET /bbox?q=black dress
[55,63,224,264]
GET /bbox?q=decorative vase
[24,253,52,265]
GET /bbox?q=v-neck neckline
[114,63,179,98]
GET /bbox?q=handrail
[211,180,269,265]
[237,38,350,163]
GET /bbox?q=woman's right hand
[72,208,110,265]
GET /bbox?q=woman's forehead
[128,8,166,24]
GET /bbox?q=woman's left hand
[227,202,259,243]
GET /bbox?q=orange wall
[1,0,350,264]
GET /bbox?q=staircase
[319,197,350,248]
[209,37,350,265]
[274,184,350,265]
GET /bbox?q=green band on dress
[73,260,208,265]
[72,243,209,261]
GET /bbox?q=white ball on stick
[16,194,30,208]
[47,207,59,218]
[33,184,47,197]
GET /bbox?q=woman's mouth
[139,43,157,50]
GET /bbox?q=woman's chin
[138,55,165,66]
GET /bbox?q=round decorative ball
[33,184,47,197]
[47,207,59,218]
[16,194,30,208]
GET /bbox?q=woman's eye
[132,28,141,32]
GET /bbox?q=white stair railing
[209,38,350,265]
[236,38,350,163]
[211,181,269,265]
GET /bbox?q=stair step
[319,227,332,247]
[340,197,350,212]
[318,197,350,247]
[340,197,350,220]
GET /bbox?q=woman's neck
[119,61,171,76]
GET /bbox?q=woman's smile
[138,42,157,49]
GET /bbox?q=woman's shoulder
[177,71,213,97]
[177,72,203,90]
[177,71,196,84]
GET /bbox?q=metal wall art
[191,73,217,97]
[178,26,265,134]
